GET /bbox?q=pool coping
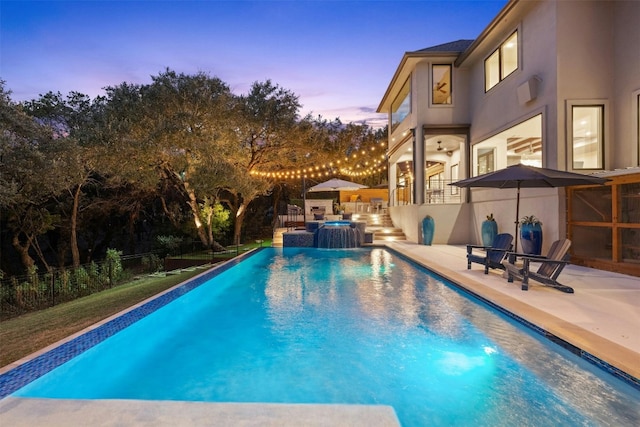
[0,398,401,426]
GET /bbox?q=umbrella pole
[514,184,521,252]
[302,176,307,226]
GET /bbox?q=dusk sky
[1,0,507,127]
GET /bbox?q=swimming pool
[4,247,640,425]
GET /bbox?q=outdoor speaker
[517,77,539,105]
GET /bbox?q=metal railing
[390,180,463,206]
[0,252,161,320]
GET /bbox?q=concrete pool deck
[0,243,638,425]
[0,399,400,426]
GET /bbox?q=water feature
[316,221,360,248]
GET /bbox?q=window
[432,65,452,104]
[477,148,495,175]
[636,92,640,165]
[485,31,518,91]
[485,50,500,91]
[472,115,542,176]
[572,105,604,169]
[391,77,411,130]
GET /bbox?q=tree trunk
[233,203,247,246]
[205,209,214,247]
[128,211,137,254]
[70,184,82,268]
[12,234,35,270]
[185,189,210,248]
[271,185,283,230]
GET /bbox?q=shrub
[142,254,163,273]
[103,249,124,286]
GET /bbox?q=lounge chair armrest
[467,244,495,250]
[522,258,570,266]
[486,247,511,254]
[505,252,550,263]
[467,244,492,252]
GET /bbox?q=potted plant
[334,202,345,214]
[421,215,435,245]
[520,215,543,255]
[481,213,498,246]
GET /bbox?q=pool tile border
[389,248,640,391]
[0,249,261,399]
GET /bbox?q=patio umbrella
[450,163,609,251]
[307,178,368,192]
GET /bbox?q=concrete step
[351,213,395,227]
[272,228,286,247]
[366,225,407,241]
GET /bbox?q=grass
[168,239,272,260]
[0,268,206,369]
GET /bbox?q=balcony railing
[391,180,463,206]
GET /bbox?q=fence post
[51,271,55,307]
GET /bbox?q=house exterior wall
[379,0,639,251]
[612,1,640,167]
[557,0,614,171]
[465,0,558,165]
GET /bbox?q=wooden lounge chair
[466,233,514,274]
[502,238,573,293]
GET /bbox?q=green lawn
[0,268,206,368]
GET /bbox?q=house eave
[455,0,524,67]
[377,51,460,113]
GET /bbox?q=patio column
[388,162,397,206]
[413,127,425,205]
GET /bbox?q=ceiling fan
[435,82,447,93]
[437,141,443,151]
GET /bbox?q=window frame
[432,64,452,105]
[634,90,640,166]
[566,100,608,171]
[391,77,411,131]
[471,114,543,176]
[484,30,519,92]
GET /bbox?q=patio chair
[311,206,326,220]
[370,198,385,213]
[502,238,573,293]
[466,233,513,274]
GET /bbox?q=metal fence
[0,239,258,320]
[0,252,162,320]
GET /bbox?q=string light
[250,142,388,180]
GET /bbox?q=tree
[0,83,66,271]
[99,70,234,249]
[219,80,305,244]
[22,91,101,267]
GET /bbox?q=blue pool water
[11,248,640,426]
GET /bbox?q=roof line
[455,0,520,66]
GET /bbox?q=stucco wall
[389,203,472,245]
[465,187,564,254]
[612,1,640,168]
[466,0,558,163]
[390,187,564,255]
[557,0,614,170]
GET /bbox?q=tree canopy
[0,73,387,275]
